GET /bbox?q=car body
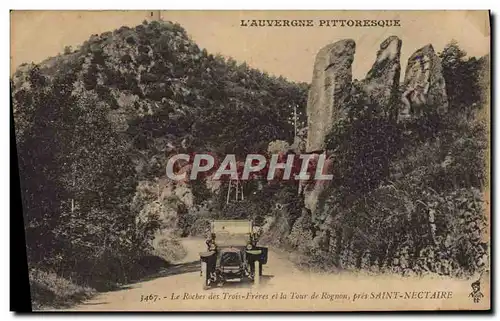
[217,247,246,280]
[199,220,268,289]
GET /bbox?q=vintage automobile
[200,220,268,289]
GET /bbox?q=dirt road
[66,237,488,311]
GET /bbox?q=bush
[29,269,95,310]
[152,237,187,262]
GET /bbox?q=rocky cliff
[303,36,449,214]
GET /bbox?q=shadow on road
[205,275,275,290]
[131,259,201,284]
[80,301,109,306]
[92,257,200,294]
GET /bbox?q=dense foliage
[439,40,489,117]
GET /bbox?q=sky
[10,10,490,83]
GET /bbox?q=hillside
[11,20,308,309]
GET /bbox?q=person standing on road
[205,232,216,250]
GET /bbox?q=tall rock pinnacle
[400,44,448,118]
[359,36,402,118]
[306,39,355,153]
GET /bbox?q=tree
[439,40,482,115]
[14,60,154,285]
[64,46,73,55]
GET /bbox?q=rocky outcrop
[306,39,355,153]
[161,183,194,209]
[302,152,335,214]
[400,44,448,118]
[303,40,355,215]
[359,36,402,118]
[267,140,291,154]
[287,208,315,253]
[290,127,307,153]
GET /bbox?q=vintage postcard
[10,10,491,312]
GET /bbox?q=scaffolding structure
[226,178,244,204]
